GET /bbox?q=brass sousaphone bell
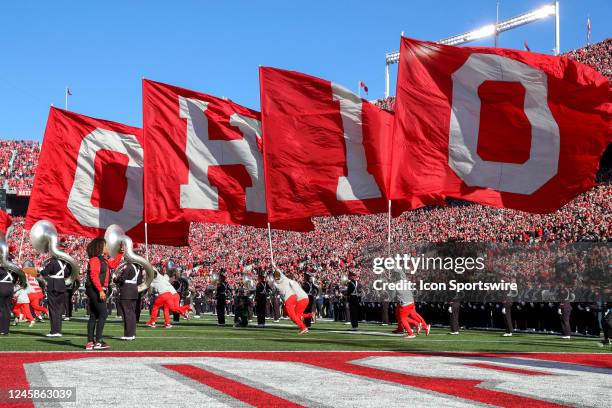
[104,224,156,292]
[29,220,80,285]
[0,226,26,288]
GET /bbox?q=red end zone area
[0,352,609,408]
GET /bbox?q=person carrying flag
[271,269,312,334]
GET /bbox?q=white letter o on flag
[448,53,560,194]
[67,128,144,231]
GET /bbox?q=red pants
[396,304,427,336]
[148,292,189,325]
[13,303,35,322]
[284,295,310,331]
[28,293,48,317]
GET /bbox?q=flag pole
[144,222,149,260]
[17,227,25,263]
[65,87,68,110]
[267,222,275,267]
[387,200,392,255]
[357,81,361,98]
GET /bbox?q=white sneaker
[164,324,173,329]
[405,334,417,339]
[46,333,62,337]
[448,331,460,335]
[63,317,70,321]
[298,328,309,335]
[28,321,35,328]
[502,332,513,337]
[193,315,201,319]
[561,335,571,339]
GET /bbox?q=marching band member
[24,265,48,321]
[40,256,71,337]
[271,269,312,334]
[13,282,35,327]
[255,272,269,328]
[146,268,189,328]
[346,271,361,330]
[215,272,229,326]
[0,265,16,335]
[85,238,123,351]
[113,260,143,340]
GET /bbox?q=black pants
[120,299,137,337]
[65,289,74,318]
[48,291,66,335]
[216,297,226,324]
[256,299,266,326]
[0,293,11,334]
[272,297,281,320]
[86,287,108,342]
[135,293,143,322]
[560,303,572,336]
[348,297,360,328]
[602,313,611,342]
[450,301,460,333]
[381,301,389,325]
[504,302,513,333]
[304,295,315,328]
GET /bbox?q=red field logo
[0,352,609,407]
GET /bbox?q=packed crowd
[0,140,39,192]
[565,38,612,80]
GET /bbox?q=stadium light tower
[384,1,560,97]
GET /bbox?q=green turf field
[1,310,610,353]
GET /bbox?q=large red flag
[143,80,312,231]
[391,38,611,213]
[26,108,189,245]
[260,67,398,223]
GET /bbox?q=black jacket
[41,259,70,293]
[114,264,143,300]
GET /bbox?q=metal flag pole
[17,227,25,263]
[144,222,149,260]
[267,222,276,267]
[387,200,392,255]
[65,87,68,110]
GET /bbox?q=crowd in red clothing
[0,140,39,192]
[565,38,611,80]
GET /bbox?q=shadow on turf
[35,339,83,349]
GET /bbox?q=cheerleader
[13,283,35,327]
[24,267,48,321]
[272,269,312,334]
[146,269,190,328]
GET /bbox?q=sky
[0,0,609,141]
